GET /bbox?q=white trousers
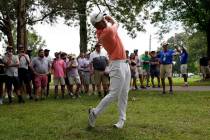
[93,60,131,121]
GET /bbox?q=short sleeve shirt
[3,54,19,77]
[19,54,30,69]
[180,51,188,64]
[141,55,150,70]
[150,56,159,70]
[89,51,108,62]
[159,49,175,64]
[52,59,66,78]
[31,57,50,74]
[67,59,79,77]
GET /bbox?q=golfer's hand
[104,16,115,25]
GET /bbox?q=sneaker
[69,92,74,97]
[140,86,146,89]
[88,108,96,128]
[184,83,189,87]
[113,119,125,129]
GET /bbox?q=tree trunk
[17,0,27,51]
[78,0,87,53]
[205,22,210,79]
[5,15,15,48]
[207,24,210,58]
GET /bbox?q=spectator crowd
[0,41,209,105]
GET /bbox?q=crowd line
[1,41,207,105]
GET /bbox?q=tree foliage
[161,31,207,73]
[150,0,210,57]
[41,0,152,52]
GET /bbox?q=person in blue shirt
[177,46,188,86]
[159,42,178,94]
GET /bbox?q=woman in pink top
[88,13,131,129]
[52,52,66,98]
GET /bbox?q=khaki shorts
[160,64,172,78]
[180,64,188,75]
[90,74,95,85]
[200,66,209,75]
[68,75,81,85]
[81,71,90,85]
[137,66,143,75]
[54,77,65,86]
[94,70,109,85]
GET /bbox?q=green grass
[172,76,210,86]
[139,75,210,86]
[0,90,210,140]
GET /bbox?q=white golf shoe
[88,108,96,128]
[113,119,125,129]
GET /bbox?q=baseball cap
[44,49,50,52]
[162,42,169,46]
[90,12,104,25]
[6,46,13,50]
[71,54,76,58]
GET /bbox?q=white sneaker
[113,120,125,129]
[88,108,96,128]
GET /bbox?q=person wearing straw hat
[88,12,131,129]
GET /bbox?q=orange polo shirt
[96,24,126,60]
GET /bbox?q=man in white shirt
[90,43,109,97]
[3,46,24,103]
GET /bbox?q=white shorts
[181,64,187,75]
[137,67,143,75]
[54,77,65,86]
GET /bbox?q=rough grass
[0,90,210,140]
[138,75,210,86]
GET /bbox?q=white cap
[90,12,104,25]
[161,41,169,46]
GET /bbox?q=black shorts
[6,76,20,91]
[0,74,6,84]
[18,68,31,85]
[47,73,51,83]
[150,69,160,77]
[65,77,69,85]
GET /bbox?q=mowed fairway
[0,90,210,140]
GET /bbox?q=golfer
[88,12,131,129]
